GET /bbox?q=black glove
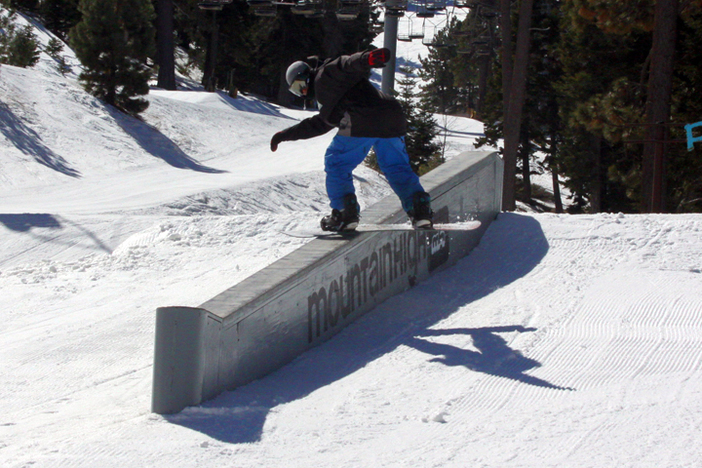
[271,131,284,152]
[365,48,391,68]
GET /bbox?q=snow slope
[2,8,702,468]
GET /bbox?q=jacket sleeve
[276,114,334,142]
[337,51,372,75]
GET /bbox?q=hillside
[2,8,702,468]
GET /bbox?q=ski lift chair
[427,41,455,49]
[252,4,277,16]
[291,0,320,15]
[384,0,408,17]
[416,4,435,18]
[371,20,385,34]
[479,10,498,19]
[198,0,233,10]
[455,0,485,8]
[426,0,446,12]
[336,7,360,21]
[422,29,455,49]
[409,19,425,40]
[337,0,363,19]
[397,18,411,42]
[247,0,274,6]
[396,16,414,42]
[305,11,325,18]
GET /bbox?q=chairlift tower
[380,0,407,94]
[381,16,398,94]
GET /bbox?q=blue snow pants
[324,135,424,212]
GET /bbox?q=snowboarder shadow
[408,326,573,391]
[166,214,559,443]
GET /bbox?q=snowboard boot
[408,191,433,229]
[321,193,360,232]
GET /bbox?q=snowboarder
[270,48,433,232]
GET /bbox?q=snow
[2,8,702,468]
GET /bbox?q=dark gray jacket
[276,52,407,142]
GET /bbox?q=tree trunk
[590,134,602,212]
[501,0,534,211]
[202,11,219,92]
[641,0,678,213]
[474,0,497,114]
[520,126,531,202]
[500,0,513,115]
[548,135,563,213]
[156,0,176,90]
[276,15,294,107]
[476,52,492,114]
[550,169,563,213]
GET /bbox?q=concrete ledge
[152,151,503,414]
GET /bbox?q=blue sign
[685,121,702,151]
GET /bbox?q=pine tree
[39,0,81,40]
[46,36,71,75]
[418,21,464,115]
[670,5,702,212]
[518,0,564,210]
[473,0,564,210]
[557,0,702,214]
[449,4,499,116]
[0,12,40,68]
[555,1,652,213]
[6,0,38,13]
[69,0,155,114]
[397,66,442,175]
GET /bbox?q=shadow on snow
[409,326,572,391]
[110,107,228,174]
[0,213,112,258]
[0,213,62,232]
[0,102,81,178]
[167,213,567,443]
[0,98,228,176]
[214,91,295,120]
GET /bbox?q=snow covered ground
[2,7,702,468]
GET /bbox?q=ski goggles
[289,77,309,97]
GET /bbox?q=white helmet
[286,61,311,97]
[286,61,310,85]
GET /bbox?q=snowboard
[280,220,482,238]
